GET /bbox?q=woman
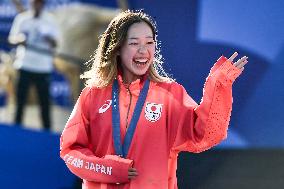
[60,10,248,189]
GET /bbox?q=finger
[128,170,138,179]
[237,60,248,69]
[128,169,138,174]
[234,59,248,69]
[228,52,238,62]
[128,168,137,172]
[233,57,248,67]
[236,56,248,63]
[128,175,138,179]
[128,172,138,176]
[128,168,138,176]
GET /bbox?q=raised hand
[228,52,248,71]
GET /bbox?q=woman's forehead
[126,22,154,39]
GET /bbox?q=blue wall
[0,124,76,189]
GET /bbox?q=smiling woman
[60,10,248,189]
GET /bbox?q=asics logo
[99,100,112,114]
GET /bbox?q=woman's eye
[129,42,138,45]
[147,41,154,45]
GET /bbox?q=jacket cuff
[209,56,227,75]
[219,58,242,83]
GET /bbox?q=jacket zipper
[125,87,132,129]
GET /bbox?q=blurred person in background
[12,0,129,104]
[8,0,59,131]
[60,10,248,188]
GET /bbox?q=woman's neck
[122,75,141,85]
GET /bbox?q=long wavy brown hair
[81,10,173,88]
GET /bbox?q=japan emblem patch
[145,102,163,122]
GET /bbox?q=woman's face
[119,21,155,83]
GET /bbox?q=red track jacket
[60,56,241,188]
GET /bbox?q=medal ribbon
[112,79,150,157]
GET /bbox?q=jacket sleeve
[60,87,133,184]
[168,56,242,153]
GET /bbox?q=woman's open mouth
[133,58,149,66]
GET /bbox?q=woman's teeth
[134,59,148,65]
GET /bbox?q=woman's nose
[138,45,147,53]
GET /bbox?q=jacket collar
[116,69,149,97]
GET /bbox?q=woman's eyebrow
[128,36,154,40]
